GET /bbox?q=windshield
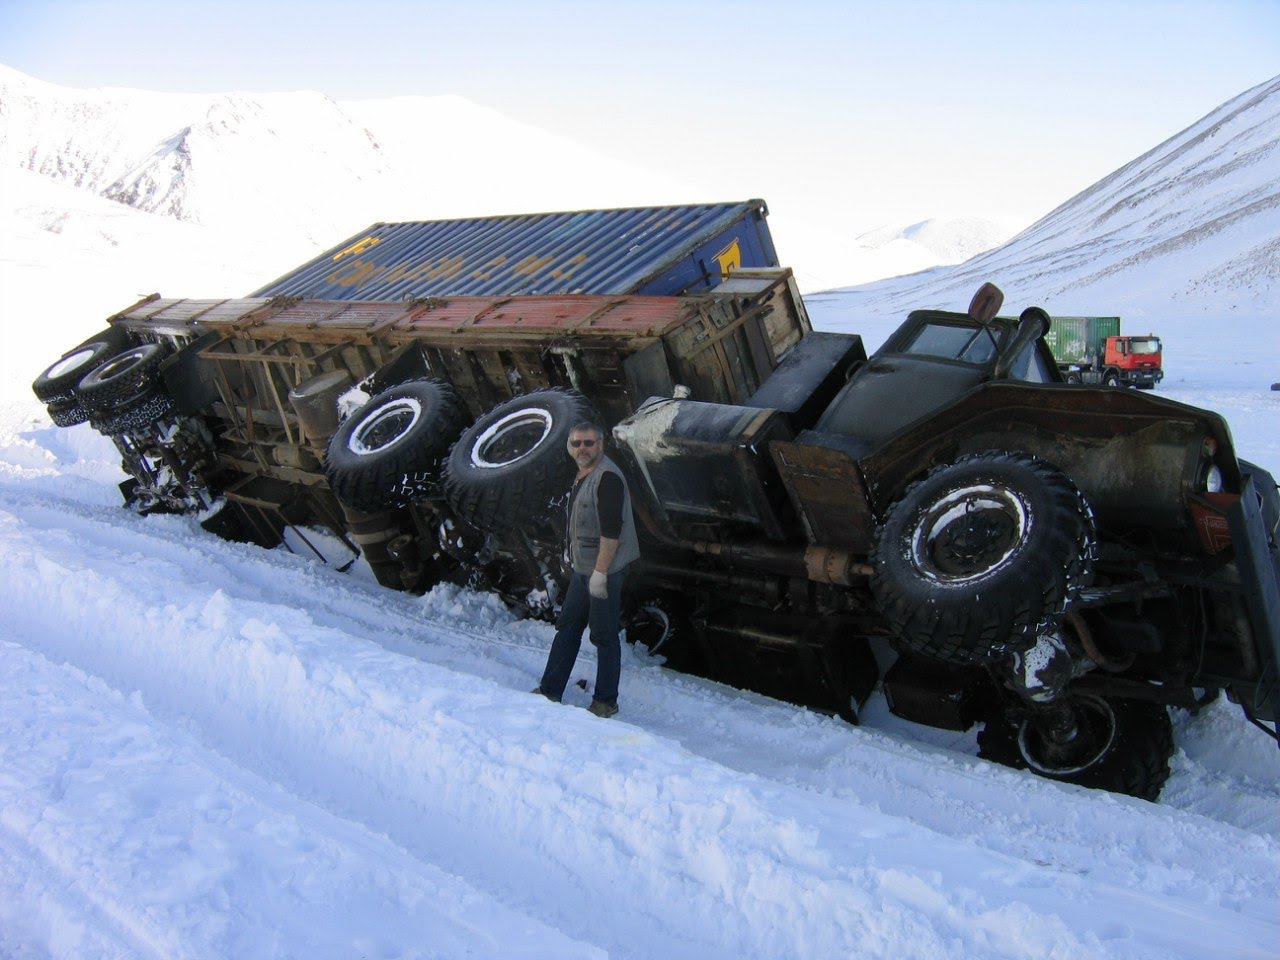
[902,323,998,363]
[1129,338,1161,355]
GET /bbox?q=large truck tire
[46,396,91,427]
[324,378,469,513]
[92,388,178,435]
[75,343,170,411]
[870,451,1094,665]
[32,338,124,403]
[444,388,596,532]
[977,695,1173,801]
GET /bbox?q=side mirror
[967,282,1004,325]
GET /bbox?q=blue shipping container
[250,200,778,300]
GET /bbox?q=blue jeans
[540,566,628,705]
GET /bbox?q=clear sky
[3,0,1277,249]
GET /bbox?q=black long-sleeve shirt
[567,470,624,538]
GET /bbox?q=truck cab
[1104,334,1163,388]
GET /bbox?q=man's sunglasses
[569,438,598,448]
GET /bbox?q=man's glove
[589,570,608,599]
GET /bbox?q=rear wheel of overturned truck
[870,451,1095,665]
[32,331,136,426]
[977,694,1174,801]
[93,387,178,435]
[32,332,131,403]
[45,395,91,427]
[324,378,470,513]
[75,342,171,412]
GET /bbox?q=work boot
[587,699,618,718]
[531,686,560,703]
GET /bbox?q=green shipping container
[1042,316,1121,365]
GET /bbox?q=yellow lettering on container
[326,260,381,288]
[331,236,382,261]
[550,253,587,279]
[714,239,742,280]
[472,255,508,281]
[513,254,555,276]
[426,256,465,280]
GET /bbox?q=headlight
[1204,465,1223,493]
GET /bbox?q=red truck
[1042,316,1164,388]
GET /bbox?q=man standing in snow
[534,420,639,717]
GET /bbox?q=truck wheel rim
[629,602,673,654]
[470,408,553,469]
[910,484,1029,583]
[95,347,151,380]
[46,347,98,379]
[1017,695,1116,775]
[348,398,421,455]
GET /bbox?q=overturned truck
[32,202,1280,801]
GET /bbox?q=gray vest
[569,455,640,575]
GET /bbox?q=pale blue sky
[3,0,1276,241]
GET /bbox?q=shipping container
[251,200,778,301]
[1042,316,1121,365]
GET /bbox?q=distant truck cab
[1104,333,1163,386]
[1040,316,1164,389]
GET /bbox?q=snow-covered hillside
[820,74,1280,324]
[828,216,1031,286]
[0,64,1026,292]
[0,64,695,252]
[2,69,1279,959]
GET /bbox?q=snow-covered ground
[3,71,1280,960]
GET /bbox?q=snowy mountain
[1,68,1279,959]
[0,64,697,252]
[875,216,1031,263]
[819,74,1280,324]
[832,215,1031,286]
[1,64,1024,291]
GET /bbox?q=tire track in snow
[0,824,166,960]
